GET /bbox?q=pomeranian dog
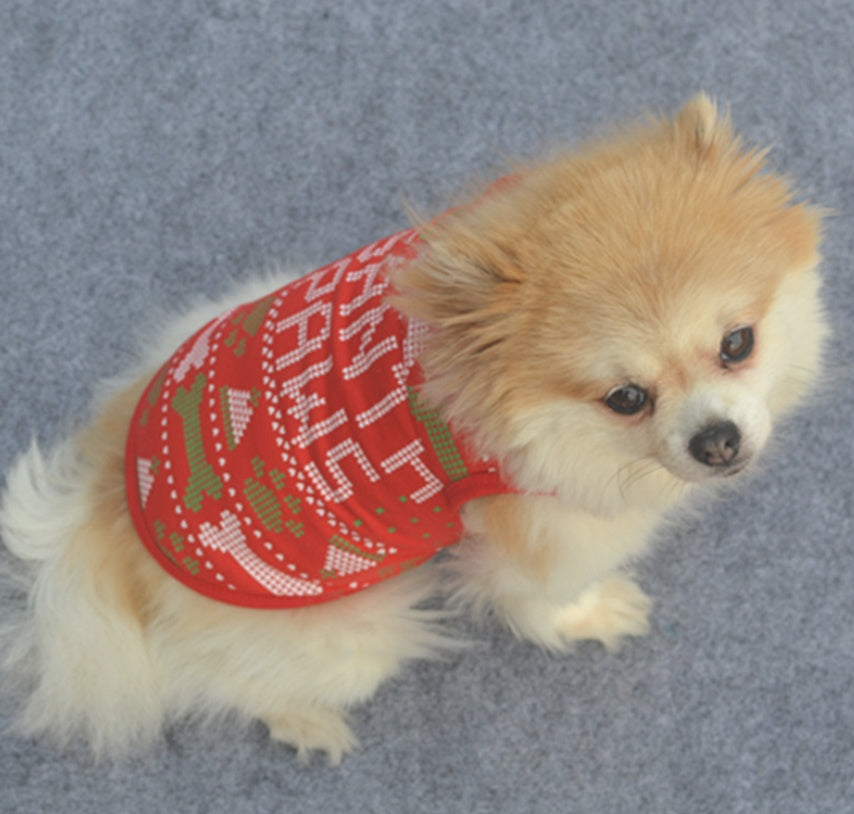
[0,95,826,764]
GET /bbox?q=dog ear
[673,93,733,157]
[772,202,823,273]
[390,223,521,329]
[390,212,522,330]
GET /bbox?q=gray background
[1,1,852,812]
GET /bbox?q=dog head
[392,95,826,514]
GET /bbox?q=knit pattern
[125,228,516,608]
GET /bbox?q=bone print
[198,510,322,598]
[171,373,224,512]
[219,386,259,451]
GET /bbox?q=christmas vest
[125,228,517,608]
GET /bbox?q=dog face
[392,95,825,511]
[576,281,802,488]
[555,236,821,489]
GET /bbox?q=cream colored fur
[0,95,827,763]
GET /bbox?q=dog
[0,95,826,764]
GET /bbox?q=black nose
[689,421,741,467]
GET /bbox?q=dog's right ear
[389,216,522,330]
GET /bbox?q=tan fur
[0,95,827,763]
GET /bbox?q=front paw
[267,706,357,765]
[556,575,652,652]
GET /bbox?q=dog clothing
[126,228,517,608]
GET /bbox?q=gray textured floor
[1,2,853,812]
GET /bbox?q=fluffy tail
[0,438,163,756]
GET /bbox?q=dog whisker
[613,458,664,500]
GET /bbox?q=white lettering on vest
[274,299,332,370]
[278,357,348,448]
[305,439,381,503]
[301,256,350,302]
[380,440,443,503]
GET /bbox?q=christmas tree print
[136,457,158,507]
[244,476,283,534]
[219,386,260,451]
[321,535,386,580]
[223,294,277,358]
[236,293,276,337]
[242,456,303,536]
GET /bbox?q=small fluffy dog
[0,95,826,763]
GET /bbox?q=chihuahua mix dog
[0,95,826,763]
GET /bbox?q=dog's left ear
[673,93,733,157]
[771,201,823,273]
[673,95,822,273]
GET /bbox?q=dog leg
[147,563,455,763]
[554,574,652,651]
[452,494,658,651]
[266,706,357,765]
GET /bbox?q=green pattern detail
[407,387,468,481]
[141,366,170,426]
[240,456,302,532]
[282,494,301,514]
[169,532,185,553]
[235,293,276,337]
[182,556,200,575]
[172,373,224,513]
[147,366,169,407]
[244,477,283,533]
[152,519,178,565]
[224,329,247,358]
[330,534,386,563]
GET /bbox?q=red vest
[125,228,517,608]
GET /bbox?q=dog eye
[720,326,754,364]
[604,384,648,415]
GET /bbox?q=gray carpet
[1,1,853,812]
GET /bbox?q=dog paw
[267,706,357,766]
[556,575,652,652]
